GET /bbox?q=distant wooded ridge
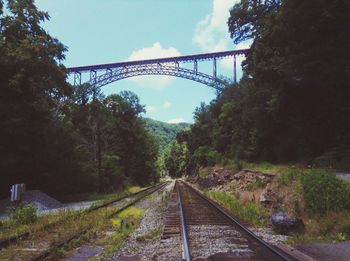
[144,118,191,153]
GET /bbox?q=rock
[265,183,272,191]
[259,193,273,204]
[271,211,304,234]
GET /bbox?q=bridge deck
[68,49,249,73]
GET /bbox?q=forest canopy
[0,0,159,198]
[172,0,350,174]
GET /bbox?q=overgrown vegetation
[9,204,37,225]
[205,191,268,227]
[0,186,141,241]
[96,207,145,258]
[0,203,133,259]
[238,163,350,243]
[246,178,268,191]
[301,170,350,215]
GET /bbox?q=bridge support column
[194,60,198,74]
[90,70,98,100]
[213,58,217,78]
[74,72,81,86]
[233,55,237,84]
[89,70,97,83]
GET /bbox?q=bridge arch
[88,64,225,91]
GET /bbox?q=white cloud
[168,118,185,124]
[163,100,171,109]
[127,42,181,89]
[146,105,158,113]
[192,0,239,52]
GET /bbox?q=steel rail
[179,180,296,261]
[28,182,169,261]
[176,182,191,261]
[0,182,166,250]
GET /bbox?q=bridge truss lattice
[68,49,249,90]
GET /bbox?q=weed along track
[0,183,166,251]
[0,182,168,260]
[157,180,296,261]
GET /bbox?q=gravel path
[336,172,350,181]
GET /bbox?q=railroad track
[0,182,168,260]
[0,182,165,250]
[160,180,296,261]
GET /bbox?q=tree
[164,141,189,178]
[228,0,282,44]
[181,0,350,171]
[0,0,71,196]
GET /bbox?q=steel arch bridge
[67,49,249,91]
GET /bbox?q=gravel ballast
[112,182,174,261]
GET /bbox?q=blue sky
[36,0,248,123]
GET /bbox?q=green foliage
[110,207,144,229]
[199,168,210,178]
[164,141,189,178]
[0,0,73,197]
[144,118,190,154]
[246,178,268,191]
[340,214,350,237]
[277,166,303,186]
[0,0,159,196]
[206,191,268,227]
[193,146,221,167]
[100,207,145,257]
[181,0,350,170]
[302,170,350,215]
[10,204,37,225]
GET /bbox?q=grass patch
[0,208,80,241]
[95,207,145,258]
[246,178,268,191]
[199,168,210,178]
[0,185,148,243]
[205,191,268,227]
[0,205,119,260]
[60,185,144,203]
[128,186,142,194]
[287,211,350,245]
[301,169,350,215]
[241,161,283,174]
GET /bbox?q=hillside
[144,118,191,153]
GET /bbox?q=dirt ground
[296,241,350,261]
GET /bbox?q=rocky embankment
[191,167,303,238]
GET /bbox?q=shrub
[277,166,303,186]
[302,170,350,215]
[11,204,37,225]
